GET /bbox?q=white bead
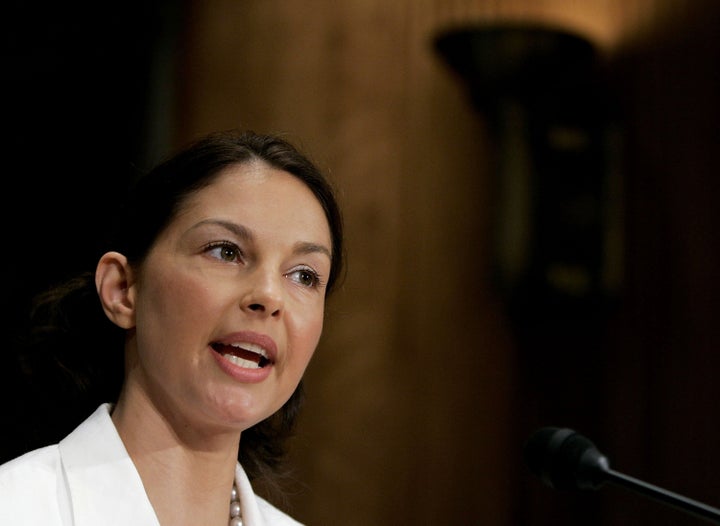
[229,483,242,526]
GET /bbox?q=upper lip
[210,331,278,363]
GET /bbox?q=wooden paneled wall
[175,2,720,525]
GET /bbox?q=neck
[111,390,242,525]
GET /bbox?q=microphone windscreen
[524,427,608,490]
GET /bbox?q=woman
[0,129,345,525]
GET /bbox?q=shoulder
[256,495,305,526]
[0,443,61,482]
[0,403,116,524]
[0,444,63,523]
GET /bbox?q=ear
[95,251,137,329]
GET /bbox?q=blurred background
[2,1,719,525]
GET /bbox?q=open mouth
[211,342,272,369]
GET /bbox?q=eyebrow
[193,219,252,241]
[192,219,332,259]
[294,241,332,260]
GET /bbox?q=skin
[95,159,332,525]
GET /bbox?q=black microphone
[524,427,720,524]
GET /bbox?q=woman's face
[127,160,332,433]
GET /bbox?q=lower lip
[210,349,273,383]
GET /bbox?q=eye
[287,266,323,288]
[204,241,242,263]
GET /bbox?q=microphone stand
[604,468,720,524]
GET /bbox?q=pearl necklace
[229,483,243,526]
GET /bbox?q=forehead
[176,161,332,244]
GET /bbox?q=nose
[240,268,284,317]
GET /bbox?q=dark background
[1,0,183,457]
[3,1,161,319]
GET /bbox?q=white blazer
[0,404,303,526]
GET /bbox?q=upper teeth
[231,342,268,358]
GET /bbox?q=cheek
[287,303,325,367]
[135,267,219,351]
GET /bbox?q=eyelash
[202,241,325,289]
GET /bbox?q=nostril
[248,303,265,311]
